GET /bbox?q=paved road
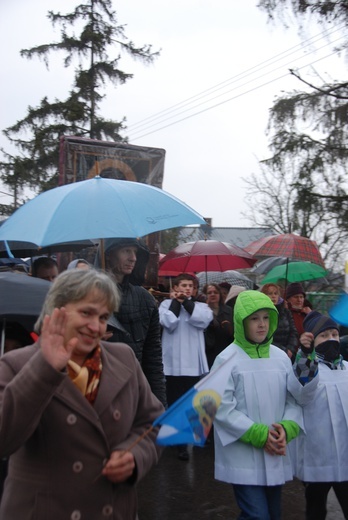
[138,443,344,519]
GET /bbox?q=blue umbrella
[0,176,206,248]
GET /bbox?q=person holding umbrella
[261,283,298,360]
[95,238,167,408]
[0,269,164,520]
[285,283,313,350]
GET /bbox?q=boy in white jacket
[295,311,348,520]
[159,273,213,460]
[212,290,317,520]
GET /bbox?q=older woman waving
[0,269,164,520]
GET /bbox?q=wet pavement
[138,443,344,519]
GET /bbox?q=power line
[129,49,342,140]
[128,25,341,131]
[127,25,345,140]
[129,31,344,138]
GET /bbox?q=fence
[307,292,343,315]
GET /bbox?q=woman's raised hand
[40,308,78,371]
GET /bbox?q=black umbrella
[250,257,289,275]
[0,272,51,354]
[0,239,97,259]
[0,257,29,271]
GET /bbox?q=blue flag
[154,356,233,446]
[329,292,348,326]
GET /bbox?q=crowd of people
[0,244,347,520]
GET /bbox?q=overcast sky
[0,1,345,226]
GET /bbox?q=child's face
[244,310,270,343]
[314,328,339,348]
[174,280,194,298]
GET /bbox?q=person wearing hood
[67,259,91,270]
[211,290,318,520]
[95,238,167,408]
[293,311,348,520]
[261,283,298,360]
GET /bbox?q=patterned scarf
[67,345,102,404]
[318,355,345,371]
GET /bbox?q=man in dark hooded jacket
[95,238,167,407]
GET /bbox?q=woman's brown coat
[0,341,164,520]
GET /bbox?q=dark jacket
[204,304,234,368]
[0,342,164,520]
[273,300,299,356]
[95,238,167,407]
[287,303,308,343]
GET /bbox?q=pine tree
[0,0,159,199]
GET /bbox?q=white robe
[213,343,316,486]
[290,360,348,482]
[159,299,213,376]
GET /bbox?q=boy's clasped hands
[264,423,286,456]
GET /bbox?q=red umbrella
[245,233,325,268]
[159,240,257,274]
[158,254,195,277]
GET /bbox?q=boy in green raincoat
[212,290,317,520]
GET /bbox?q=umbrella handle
[284,258,289,293]
[1,319,6,357]
[100,239,106,271]
[4,241,14,258]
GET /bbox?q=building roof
[177,226,274,248]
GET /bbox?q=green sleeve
[279,420,300,443]
[239,423,269,448]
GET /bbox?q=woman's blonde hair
[260,283,283,298]
[35,269,120,333]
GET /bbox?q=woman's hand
[40,308,77,371]
[102,450,136,483]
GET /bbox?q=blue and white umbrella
[0,176,206,249]
[196,270,254,289]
